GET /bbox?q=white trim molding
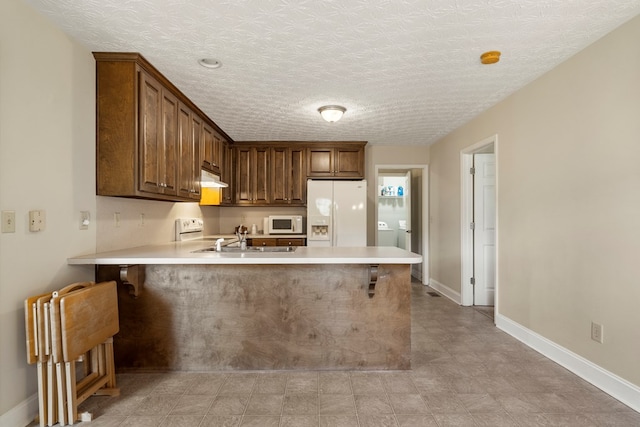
[460,134,498,307]
[374,164,430,284]
[496,313,640,413]
[0,393,38,427]
[428,278,461,304]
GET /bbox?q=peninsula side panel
[109,264,411,370]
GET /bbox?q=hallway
[56,283,638,426]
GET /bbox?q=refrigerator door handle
[332,201,336,246]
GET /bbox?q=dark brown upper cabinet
[94,52,231,202]
[307,142,365,178]
[271,146,306,206]
[234,145,270,205]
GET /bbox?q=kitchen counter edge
[67,242,422,265]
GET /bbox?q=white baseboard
[428,278,461,304]
[496,313,640,413]
[0,393,37,427]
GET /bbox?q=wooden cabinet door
[272,147,306,205]
[254,147,270,204]
[139,71,179,196]
[289,147,306,204]
[138,71,162,194]
[307,148,334,177]
[202,122,222,171]
[271,147,288,205]
[221,140,233,204]
[202,122,214,170]
[177,103,193,198]
[235,146,252,204]
[190,114,202,199]
[335,147,364,177]
[307,145,364,178]
[160,89,178,196]
[178,103,202,199]
[235,146,270,205]
[212,132,222,170]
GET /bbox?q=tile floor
[55,284,638,426]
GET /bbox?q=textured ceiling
[25,0,640,145]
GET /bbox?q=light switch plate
[1,211,16,233]
[29,210,46,232]
[80,211,90,230]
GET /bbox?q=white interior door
[473,153,496,306]
[402,171,412,251]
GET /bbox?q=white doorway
[375,165,429,283]
[473,153,496,305]
[460,136,498,312]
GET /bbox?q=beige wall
[429,15,640,387]
[0,0,97,417]
[365,145,430,245]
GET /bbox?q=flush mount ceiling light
[198,58,222,69]
[480,51,501,64]
[318,105,346,123]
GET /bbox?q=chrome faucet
[215,238,225,252]
[236,231,247,250]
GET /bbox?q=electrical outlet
[1,211,16,233]
[591,322,604,343]
[29,210,45,232]
[139,213,145,226]
[114,212,121,228]
[240,214,247,224]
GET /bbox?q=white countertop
[67,241,422,265]
[206,234,307,239]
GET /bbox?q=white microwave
[267,215,303,234]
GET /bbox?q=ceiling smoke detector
[480,51,501,65]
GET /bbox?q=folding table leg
[56,362,68,426]
[46,360,56,427]
[65,360,78,424]
[104,339,116,388]
[36,362,47,427]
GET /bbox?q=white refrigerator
[306,179,367,247]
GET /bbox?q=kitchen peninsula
[68,243,421,371]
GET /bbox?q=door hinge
[470,277,475,285]
[470,167,475,175]
[470,222,475,230]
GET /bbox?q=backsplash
[96,196,219,251]
[96,197,306,251]
[217,206,306,235]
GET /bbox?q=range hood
[200,170,228,206]
[200,170,228,188]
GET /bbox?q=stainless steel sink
[192,246,297,253]
[252,246,297,252]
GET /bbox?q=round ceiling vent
[198,58,222,69]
